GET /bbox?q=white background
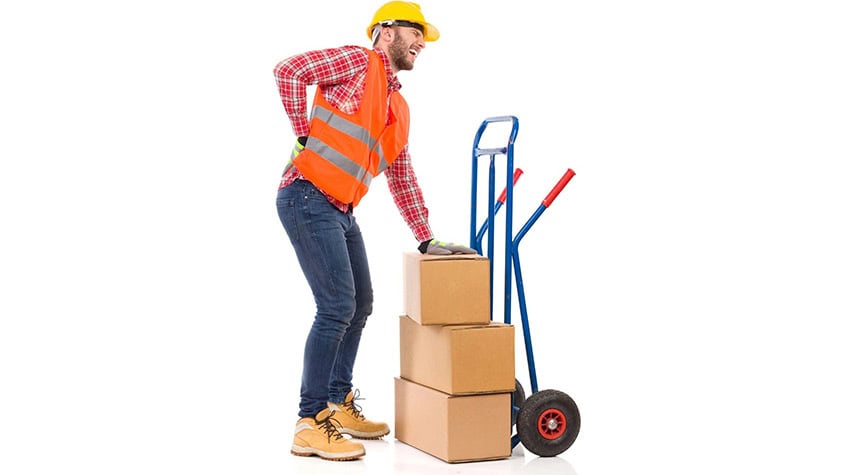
[2,1,844,474]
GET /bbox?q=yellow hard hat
[367,2,440,42]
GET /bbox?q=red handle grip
[497,168,524,204]
[542,168,575,208]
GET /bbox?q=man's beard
[389,37,414,71]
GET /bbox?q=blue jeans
[276,180,374,418]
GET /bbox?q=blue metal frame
[512,203,549,395]
[473,168,522,258]
[469,116,577,451]
[469,115,519,322]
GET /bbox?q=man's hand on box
[419,239,477,255]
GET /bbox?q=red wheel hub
[537,408,566,440]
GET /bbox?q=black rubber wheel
[511,379,525,427]
[516,389,580,457]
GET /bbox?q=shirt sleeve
[273,46,368,137]
[385,146,434,243]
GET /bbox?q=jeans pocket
[276,194,300,243]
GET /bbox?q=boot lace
[315,410,345,442]
[342,389,367,420]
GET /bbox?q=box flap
[404,252,487,262]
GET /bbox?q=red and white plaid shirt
[274,46,433,243]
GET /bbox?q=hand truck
[470,115,581,457]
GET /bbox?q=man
[273,1,475,461]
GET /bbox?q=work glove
[283,136,308,174]
[290,136,307,160]
[419,239,477,255]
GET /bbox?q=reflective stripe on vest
[311,105,391,176]
[307,135,374,190]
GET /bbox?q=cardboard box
[399,316,515,395]
[394,377,511,463]
[403,252,490,325]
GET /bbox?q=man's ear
[380,26,394,43]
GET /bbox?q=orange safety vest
[292,49,410,207]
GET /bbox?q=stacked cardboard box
[395,252,515,463]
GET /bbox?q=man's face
[388,26,425,71]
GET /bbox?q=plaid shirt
[274,46,433,243]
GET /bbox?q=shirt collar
[373,47,401,92]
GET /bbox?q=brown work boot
[327,389,391,439]
[290,408,365,461]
